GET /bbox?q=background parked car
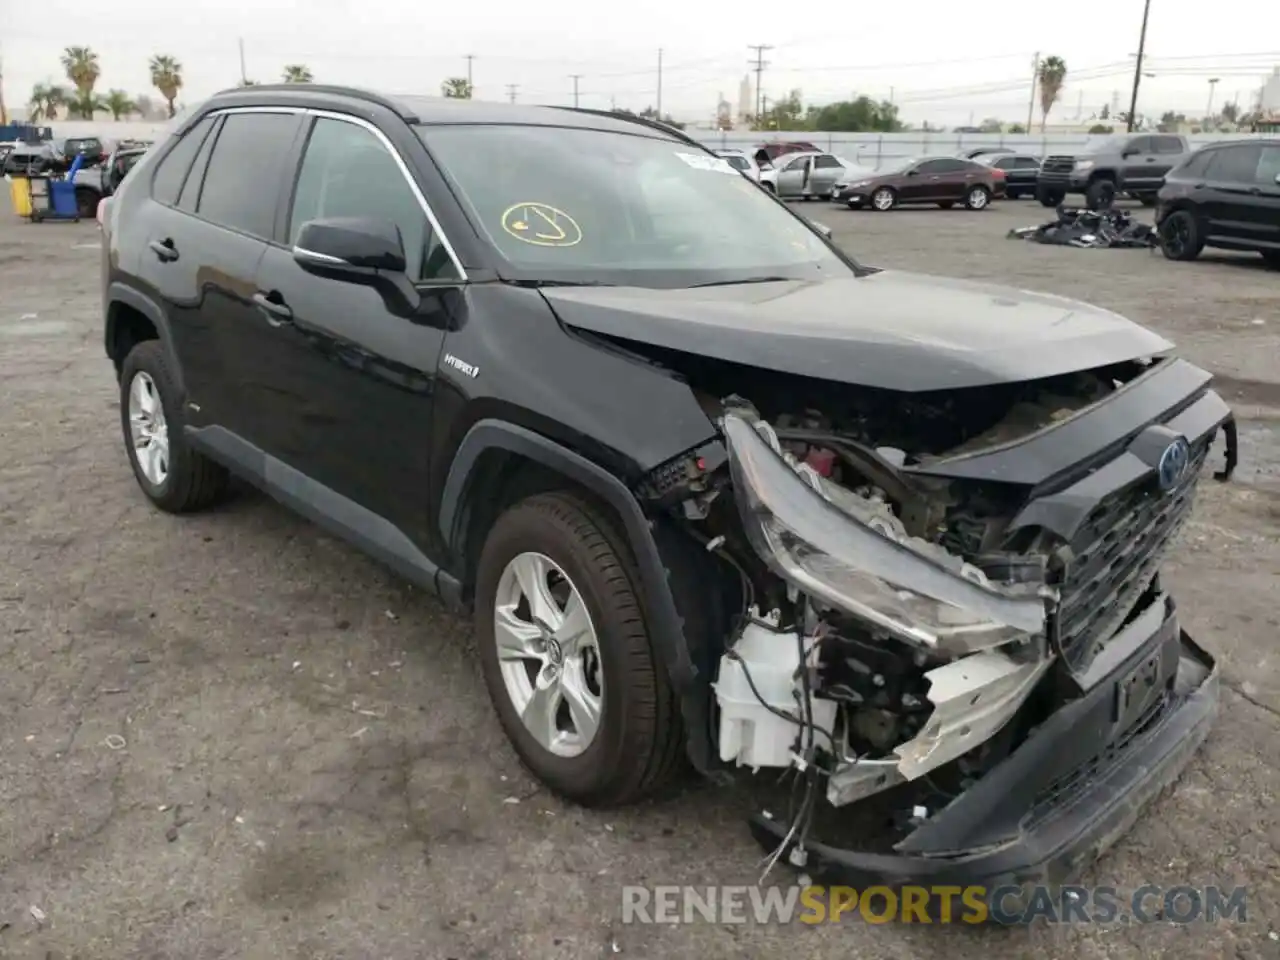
[714,148,770,183]
[1037,132,1190,209]
[1156,138,1280,267]
[962,146,1016,160]
[751,140,820,168]
[974,152,1042,199]
[768,151,873,199]
[833,155,1004,210]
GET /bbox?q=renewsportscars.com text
[620,884,1248,925]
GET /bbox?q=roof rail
[552,106,706,150]
[209,83,419,122]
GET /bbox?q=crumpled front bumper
[751,597,1217,893]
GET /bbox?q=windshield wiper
[686,276,798,288]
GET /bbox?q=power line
[748,44,772,121]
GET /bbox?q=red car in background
[751,140,820,169]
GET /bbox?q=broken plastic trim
[722,411,1051,655]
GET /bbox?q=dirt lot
[1,199,1278,960]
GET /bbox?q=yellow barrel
[8,176,33,218]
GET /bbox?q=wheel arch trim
[439,419,698,693]
[105,282,185,395]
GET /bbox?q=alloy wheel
[128,370,169,486]
[872,189,894,210]
[1163,217,1189,257]
[493,551,604,758]
[968,188,989,209]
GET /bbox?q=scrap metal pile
[1008,206,1158,249]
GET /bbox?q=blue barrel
[50,180,78,217]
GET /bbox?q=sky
[3,0,1279,128]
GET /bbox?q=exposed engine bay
[634,351,1236,876]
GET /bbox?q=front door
[249,114,462,545]
[809,155,842,197]
[1120,137,1161,192]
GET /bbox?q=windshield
[719,154,752,172]
[417,124,854,287]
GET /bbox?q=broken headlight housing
[722,411,1051,657]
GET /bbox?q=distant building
[737,75,752,125]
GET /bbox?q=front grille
[1052,440,1210,668]
[1041,155,1076,173]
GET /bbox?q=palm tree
[27,83,68,122]
[282,65,313,83]
[70,94,108,120]
[104,89,137,121]
[61,45,102,119]
[149,55,183,118]
[440,77,473,99]
[1037,56,1068,132]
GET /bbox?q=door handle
[148,238,178,262]
[253,291,294,326]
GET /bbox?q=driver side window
[289,117,457,281]
[782,156,809,172]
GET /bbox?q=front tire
[474,491,683,807]
[119,340,232,512]
[1036,186,1065,207]
[870,187,897,211]
[1085,178,1116,210]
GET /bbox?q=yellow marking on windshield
[501,202,583,247]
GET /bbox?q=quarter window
[288,117,457,281]
[196,111,301,239]
[150,116,217,206]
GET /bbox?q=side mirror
[1121,148,1138,158]
[293,217,421,316]
[906,168,920,176]
[1274,172,1280,185]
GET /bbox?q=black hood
[541,271,1173,392]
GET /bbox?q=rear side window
[1179,149,1215,178]
[150,118,217,206]
[196,112,301,240]
[150,116,217,206]
[1207,144,1263,183]
[991,157,1016,169]
[1015,156,1041,169]
[1123,137,1151,154]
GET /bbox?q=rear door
[1147,135,1186,187]
[774,154,811,198]
[1243,143,1280,249]
[1120,136,1162,191]
[1200,143,1264,243]
[152,109,306,442]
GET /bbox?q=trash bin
[49,180,78,218]
[8,176,33,217]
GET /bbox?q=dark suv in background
[100,83,1234,892]
[1037,133,1191,209]
[1156,138,1280,267]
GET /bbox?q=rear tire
[964,185,991,210]
[119,340,232,513]
[474,491,684,808]
[1158,210,1204,261]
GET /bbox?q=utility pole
[505,84,518,103]
[464,54,475,89]
[238,38,247,85]
[1026,51,1039,131]
[0,52,7,126]
[1205,77,1219,123]
[748,44,772,125]
[761,94,771,129]
[1126,0,1152,132]
[570,74,583,108]
[656,48,663,117]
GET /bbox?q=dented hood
[542,271,1173,392]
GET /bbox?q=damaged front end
[676,364,1237,891]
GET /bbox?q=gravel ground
[1,199,1278,960]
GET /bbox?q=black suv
[1156,138,1280,267]
[101,84,1237,891]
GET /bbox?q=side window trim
[149,115,217,207]
[305,108,468,282]
[178,115,223,212]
